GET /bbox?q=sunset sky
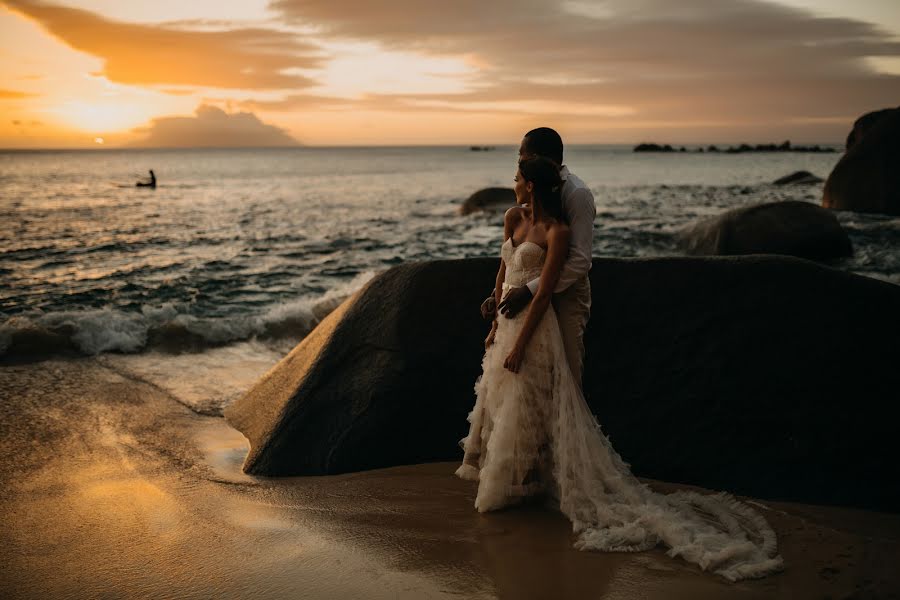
[1,0,899,147]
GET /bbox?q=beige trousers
[551,275,592,386]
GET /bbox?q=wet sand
[2,359,899,599]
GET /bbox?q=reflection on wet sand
[2,359,899,599]
[474,506,616,599]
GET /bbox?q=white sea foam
[0,309,148,355]
[0,271,379,359]
[68,310,148,354]
[260,270,377,329]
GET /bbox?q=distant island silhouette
[634,141,837,153]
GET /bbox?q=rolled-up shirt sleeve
[526,187,596,295]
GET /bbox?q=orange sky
[1,0,899,147]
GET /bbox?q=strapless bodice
[501,238,545,289]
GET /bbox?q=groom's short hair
[523,127,563,166]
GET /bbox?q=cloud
[129,104,299,147]
[272,0,900,78]
[0,88,35,99]
[160,88,198,96]
[5,0,321,89]
[238,93,355,112]
[270,0,900,135]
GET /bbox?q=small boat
[136,169,157,188]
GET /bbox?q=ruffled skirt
[456,300,783,581]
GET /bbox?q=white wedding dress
[455,238,783,581]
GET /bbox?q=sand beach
[2,357,899,599]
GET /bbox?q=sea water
[1,146,896,410]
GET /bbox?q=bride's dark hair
[518,156,563,221]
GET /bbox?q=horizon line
[0,141,846,152]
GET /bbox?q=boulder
[226,256,900,511]
[459,187,516,215]
[823,106,900,215]
[773,171,823,185]
[845,108,897,151]
[676,201,852,261]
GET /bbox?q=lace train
[457,263,783,580]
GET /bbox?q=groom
[484,127,596,386]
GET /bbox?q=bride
[455,156,783,581]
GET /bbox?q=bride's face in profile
[513,169,534,206]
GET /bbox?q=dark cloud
[5,0,321,90]
[270,0,900,137]
[130,104,299,147]
[271,0,900,78]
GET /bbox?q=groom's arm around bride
[488,128,596,384]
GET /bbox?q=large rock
[676,201,852,261]
[226,257,900,511]
[823,106,900,215]
[459,187,516,215]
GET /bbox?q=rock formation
[459,187,517,215]
[823,106,900,215]
[226,256,900,511]
[676,201,851,261]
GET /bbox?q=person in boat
[136,170,156,188]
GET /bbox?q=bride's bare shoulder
[503,205,526,226]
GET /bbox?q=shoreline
[2,357,899,598]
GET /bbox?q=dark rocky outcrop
[640,142,836,153]
[823,106,900,215]
[227,259,497,478]
[459,187,516,215]
[845,108,897,151]
[723,141,835,154]
[226,257,900,511]
[773,171,823,185]
[634,143,678,152]
[676,201,852,261]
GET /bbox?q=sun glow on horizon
[50,99,161,133]
[1,0,899,147]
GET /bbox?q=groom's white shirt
[526,165,596,295]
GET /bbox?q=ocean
[2,145,897,412]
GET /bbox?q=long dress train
[455,239,783,581]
